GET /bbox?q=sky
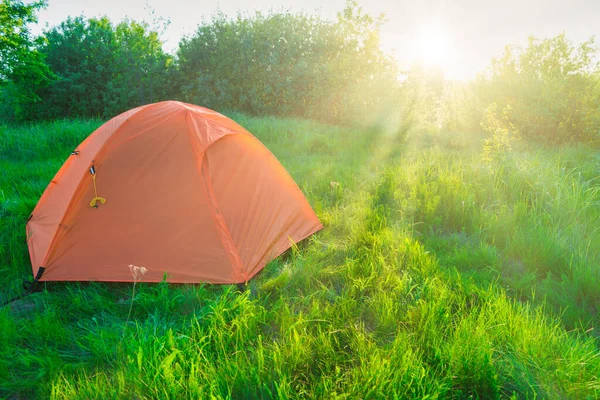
[31,0,600,81]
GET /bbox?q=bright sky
[31,0,600,81]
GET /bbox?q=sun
[414,24,456,72]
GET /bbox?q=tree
[177,1,397,124]
[476,33,600,144]
[108,19,174,115]
[0,0,52,120]
[34,16,174,118]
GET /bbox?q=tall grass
[0,117,598,398]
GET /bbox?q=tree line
[1,0,599,144]
[1,0,397,125]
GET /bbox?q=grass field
[1,115,599,398]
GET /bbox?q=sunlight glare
[414,24,457,74]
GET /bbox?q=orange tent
[26,101,322,284]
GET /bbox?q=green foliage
[30,16,175,119]
[436,33,600,146]
[481,103,520,163]
[177,1,397,125]
[0,0,52,120]
[1,117,600,398]
[3,2,600,152]
[0,0,45,82]
[476,33,600,144]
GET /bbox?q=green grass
[1,116,599,399]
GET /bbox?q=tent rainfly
[26,101,322,284]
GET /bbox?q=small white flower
[128,264,147,282]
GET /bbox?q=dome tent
[26,101,322,284]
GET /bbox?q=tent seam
[184,110,247,282]
[201,165,247,282]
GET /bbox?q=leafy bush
[29,16,175,119]
[476,34,600,144]
[481,103,520,163]
[177,1,398,125]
